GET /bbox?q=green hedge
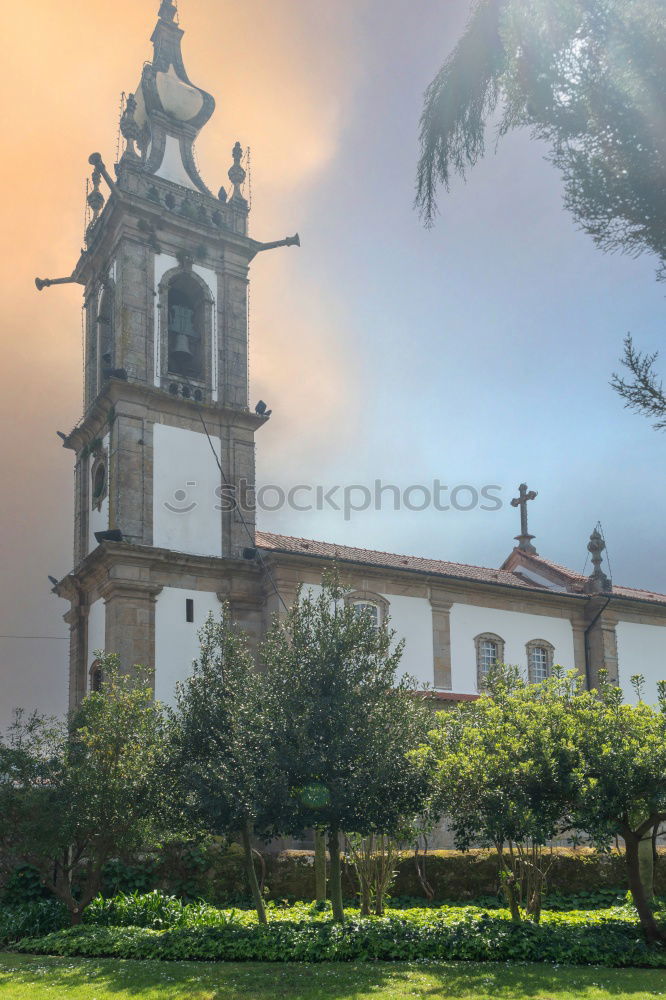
[14,909,666,966]
[4,846,664,909]
[268,848,666,903]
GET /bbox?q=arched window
[344,590,389,629]
[474,633,505,689]
[526,640,554,683]
[353,601,380,629]
[167,273,204,379]
[89,658,104,693]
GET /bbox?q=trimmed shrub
[14,907,666,966]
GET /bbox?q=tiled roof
[256,531,549,592]
[515,550,666,606]
[425,691,479,702]
[256,531,666,607]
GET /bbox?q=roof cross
[511,482,538,554]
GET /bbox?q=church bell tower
[41,2,299,708]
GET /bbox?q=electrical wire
[180,374,289,614]
[0,635,68,641]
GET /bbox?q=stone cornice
[74,184,259,290]
[64,378,267,452]
[55,542,263,597]
[258,550,589,616]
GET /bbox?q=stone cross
[511,483,538,554]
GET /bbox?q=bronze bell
[171,333,193,366]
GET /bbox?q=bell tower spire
[117,0,216,193]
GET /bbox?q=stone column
[430,596,453,690]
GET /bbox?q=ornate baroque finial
[585,528,611,593]
[158,0,177,23]
[120,94,141,160]
[86,167,105,239]
[228,142,247,202]
[510,482,538,554]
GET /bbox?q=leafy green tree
[570,673,666,944]
[0,658,166,924]
[417,0,666,280]
[415,665,581,922]
[171,611,290,925]
[263,572,432,922]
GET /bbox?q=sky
[0,0,664,727]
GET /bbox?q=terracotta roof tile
[256,531,666,607]
[514,551,666,606]
[256,531,546,591]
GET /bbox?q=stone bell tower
[41,1,299,708]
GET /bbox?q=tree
[0,658,166,924]
[416,665,580,922]
[611,334,666,431]
[262,572,432,922]
[570,673,666,944]
[171,611,290,925]
[416,0,666,280]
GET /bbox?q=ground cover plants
[3,893,665,967]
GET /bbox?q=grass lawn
[1,954,665,1000]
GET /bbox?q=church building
[42,3,666,710]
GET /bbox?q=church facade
[46,3,666,712]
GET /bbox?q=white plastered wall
[87,598,106,691]
[299,583,434,688]
[152,424,222,557]
[616,620,666,705]
[449,603,576,695]
[154,587,222,705]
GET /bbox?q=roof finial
[585,527,611,594]
[228,142,247,203]
[158,0,178,23]
[511,483,538,554]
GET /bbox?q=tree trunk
[328,825,345,923]
[638,827,655,901]
[241,821,267,925]
[70,907,83,926]
[314,829,327,903]
[625,832,665,944]
[497,844,521,923]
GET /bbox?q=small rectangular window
[186,598,194,623]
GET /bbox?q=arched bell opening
[166,273,205,379]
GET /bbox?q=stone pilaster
[430,595,453,690]
[585,603,619,688]
[65,602,88,712]
[100,580,163,682]
[570,619,588,682]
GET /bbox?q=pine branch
[415,0,505,225]
[611,334,666,431]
